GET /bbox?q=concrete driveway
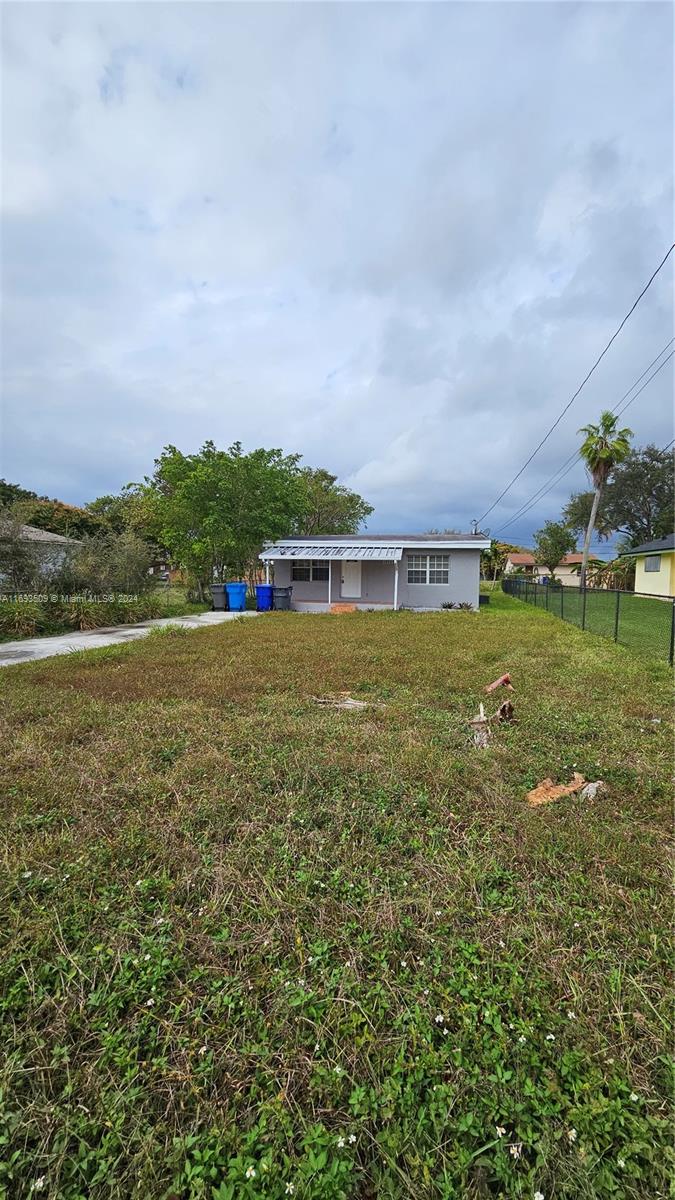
[0,610,257,668]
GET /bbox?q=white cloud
[1,2,673,540]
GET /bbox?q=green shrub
[0,599,43,637]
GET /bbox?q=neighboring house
[504,551,585,587]
[621,534,675,598]
[259,533,490,611]
[19,524,79,572]
[0,523,79,589]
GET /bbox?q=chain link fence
[502,577,675,664]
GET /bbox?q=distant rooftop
[622,534,675,556]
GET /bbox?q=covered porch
[260,543,402,610]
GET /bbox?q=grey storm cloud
[1,1,673,544]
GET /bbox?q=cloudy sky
[2,2,673,544]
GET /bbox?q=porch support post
[265,561,270,584]
[393,560,399,610]
[328,559,332,608]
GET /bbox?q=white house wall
[271,549,482,609]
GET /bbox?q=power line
[494,346,674,535]
[477,243,675,525]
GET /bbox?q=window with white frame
[644,555,661,572]
[291,559,329,582]
[407,552,450,585]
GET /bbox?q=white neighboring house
[0,523,79,587]
[260,533,490,611]
[503,551,585,587]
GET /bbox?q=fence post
[581,586,587,631]
[545,584,549,610]
[670,600,675,668]
[560,586,564,620]
[613,589,620,643]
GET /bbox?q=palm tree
[578,411,632,590]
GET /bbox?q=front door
[341,560,362,598]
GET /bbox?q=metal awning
[260,544,403,561]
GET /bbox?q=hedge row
[0,595,166,639]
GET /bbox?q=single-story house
[17,524,78,570]
[504,551,585,587]
[259,533,490,611]
[621,534,675,598]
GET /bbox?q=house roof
[17,523,77,544]
[507,551,584,566]
[506,552,535,565]
[621,534,675,557]
[260,533,491,561]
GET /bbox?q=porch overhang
[259,544,403,562]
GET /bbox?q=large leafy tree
[147,441,307,593]
[605,445,673,546]
[295,468,373,535]
[563,445,674,549]
[577,412,632,589]
[0,480,41,507]
[13,497,105,539]
[86,485,165,547]
[533,520,576,582]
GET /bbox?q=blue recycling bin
[225,581,248,612]
[255,584,274,612]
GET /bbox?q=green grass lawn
[1,595,672,1199]
[506,582,673,661]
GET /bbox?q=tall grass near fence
[502,577,674,663]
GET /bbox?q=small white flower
[334,1066,342,1074]
[617,1158,625,1169]
[145,998,155,1007]
[518,1035,526,1044]
[307,956,313,963]
[442,1027,449,1036]
[498,939,505,948]
[434,910,442,916]
[285,1185,295,1196]
[22,871,32,879]
[567,1127,577,1143]
[496,1125,506,1138]
[245,1165,256,1179]
[314,1042,320,1051]
[435,1014,445,1024]
[509,1143,522,1159]
[573,921,580,928]
[348,1133,356,1143]
[508,1023,515,1030]
[337,1136,346,1148]
[199,1044,207,1055]
[534,1192,545,1200]
[629,1092,639,1101]
[423,988,429,995]
[143,954,150,961]
[136,880,143,887]
[400,960,408,968]
[546,1034,555,1042]
[344,961,352,968]
[567,1010,576,1020]
[33,1180,47,1194]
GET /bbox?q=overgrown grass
[0,594,672,1199]
[0,588,208,641]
